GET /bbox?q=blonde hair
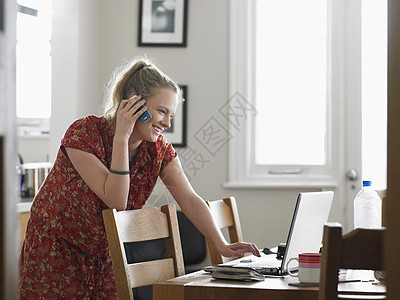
[103,57,182,129]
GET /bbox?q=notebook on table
[221,191,334,275]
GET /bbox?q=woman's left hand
[218,242,261,258]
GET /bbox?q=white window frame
[16,0,52,137]
[225,0,354,188]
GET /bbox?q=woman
[19,57,260,298]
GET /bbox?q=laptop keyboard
[235,254,281,268]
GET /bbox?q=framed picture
[163,85,187,147]
[138,0,188,47]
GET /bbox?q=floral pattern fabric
[19,115,177,299]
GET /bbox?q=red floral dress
[19,115,177,299]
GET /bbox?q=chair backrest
[206,197,244,265]
[102,204,185,300]
[318,222,385,300]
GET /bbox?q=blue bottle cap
[362,180,372,187]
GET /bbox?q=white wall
[50,0,101,162]
[43,0,340,252]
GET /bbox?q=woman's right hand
[217,242,261,259]
[114,95,148,140]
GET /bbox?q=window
[226,0,334,188]
[226,0,387,189]
[16,0,52,134]
[255,0,328,169]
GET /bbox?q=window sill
[17,201,32,213]
[18,133,50,140]
[223,181,338,189]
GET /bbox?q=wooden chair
[382,196,387,227]
[102,204,185,299]
[206,196,244,265]
[19,211,30,249]
[318,222,386,300]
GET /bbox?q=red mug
[287,253,321,283]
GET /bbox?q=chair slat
[341,228,385,270]
[116,208,170,242]
[127,258,176,288]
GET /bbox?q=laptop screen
[281,191,334,272]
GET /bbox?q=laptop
[222,191,334,275]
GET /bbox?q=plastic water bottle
[353,180,382,229]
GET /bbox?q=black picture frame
[163,85,187,147]
[138,0,188,47]
[0,0,4,32]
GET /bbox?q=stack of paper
[204,265,265,282]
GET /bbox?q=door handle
[346,168,359,181]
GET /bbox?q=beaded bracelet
[109,169,130,175]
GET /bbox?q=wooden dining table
[153,269,386,300]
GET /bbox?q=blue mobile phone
[130,96,152,123]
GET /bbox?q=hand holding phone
[130,95,152,123]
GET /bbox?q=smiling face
[132,87,178,144]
